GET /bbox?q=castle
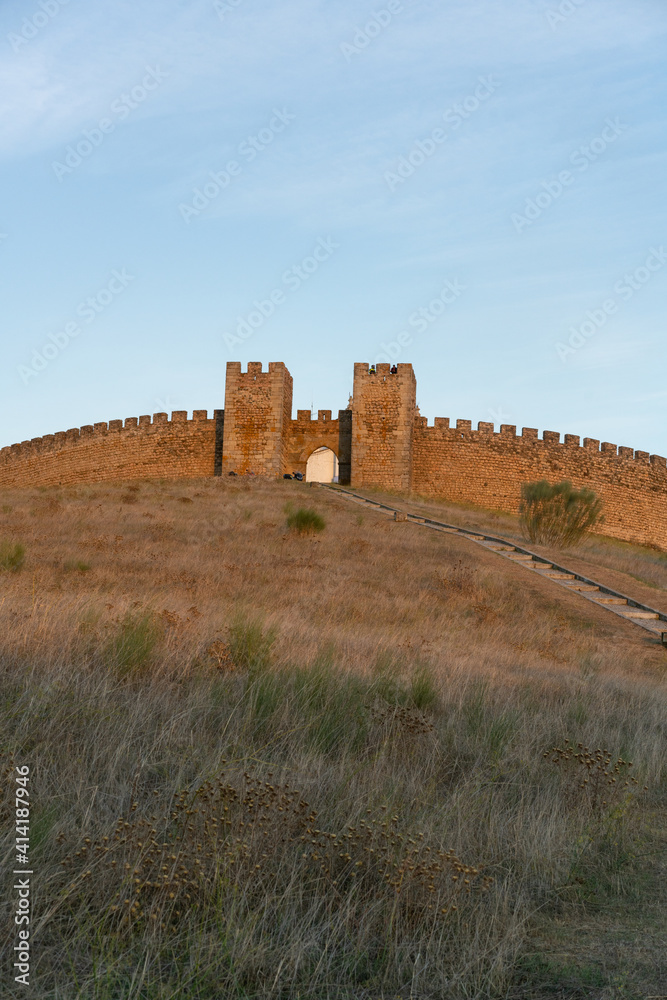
[2,361,666,549]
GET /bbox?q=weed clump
[286,507,325,534]
[206,639,236,671]
[63,560,91,573]
[545,739,646,814]
[63,770,491,942]
[0,541,25,572]
[439,558,478,596]
[519,479,604,547]
[228,615,276,672]
[103,612,161,679]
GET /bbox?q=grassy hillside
[0,477,665,999]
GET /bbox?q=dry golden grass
[0,476,665,999]
[375,485,667,611]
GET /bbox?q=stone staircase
[324,486,667,643]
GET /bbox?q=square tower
[222,362,293,476]
[351,362,416,491]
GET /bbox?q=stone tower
[221,362,293,475]
[350,362,416,491]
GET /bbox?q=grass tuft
[63,560,92,573]
[0,540,25,571]
[102,611,162,679]
[228,615,276,673]
[286,507,326,534]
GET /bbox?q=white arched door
[306,447,339,483]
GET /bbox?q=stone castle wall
[284,409,352,481]
[221,361,293,476]
[1,360,666,549]
[351,362,416,491]
[0,411,219,488]
[412,418,667,549]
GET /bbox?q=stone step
[334,491,667,638]
[618,610,660,620]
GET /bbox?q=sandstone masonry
[1,361,666,549]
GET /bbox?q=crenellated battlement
[351,362,416,491]
[0,410,217,468]
[0,409,220,487]
[222,361,293,476]
[353,362,415,380]
[1,361,666,549]
[412,417,667,467]
[293,409,336,425]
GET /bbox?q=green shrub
[286,507,325,534]
[0,541,25,572]
[228,615,276,673]
[103,612,161,679]
[519,479,604,548]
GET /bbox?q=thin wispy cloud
[1,0,666,451]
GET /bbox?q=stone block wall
[221,362,293,475]
[351,362,416,491]
[412,418,667,549]
[1,359,666,550]
[284,409,351,482]
[0,411,218,488]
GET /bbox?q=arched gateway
[306,447,339,483]
[2,360,667,550]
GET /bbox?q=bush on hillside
[286,507,326,534]
[519,479,604,548]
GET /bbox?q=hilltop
[0,477,665,999]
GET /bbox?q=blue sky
[2,0,666,454]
